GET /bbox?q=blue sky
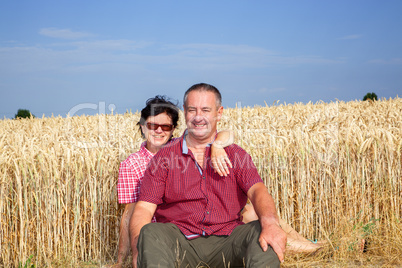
[1,0,401,118]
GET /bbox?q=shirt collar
[182,130,189,155]
[141,141,155,158]
[181,129,216,155]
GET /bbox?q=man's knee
[137,223,186,267]
[244,221,280,267]
[246,220,262,238]
[138,222,156,237]
[138,223,169,245]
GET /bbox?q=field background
[1,98,401,267]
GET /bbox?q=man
[130,83,286,267]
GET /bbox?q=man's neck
[185,133,214,150]
[185,133,214,169]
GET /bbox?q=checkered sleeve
[117,155,144,204]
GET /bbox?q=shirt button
[203,227,206,230]
[206,211,210,214]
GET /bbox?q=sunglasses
[146,122,174,131]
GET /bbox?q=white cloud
[337,34,363,40]
[0,38,342,78]
[69,40,152,51]
[161,43,342,70]
[39,28,93,40]
[268,87,286,93]
[249,87,286,94]
[368,58,402,64]
[164,43,275,56]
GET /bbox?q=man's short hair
[183,83,222,109]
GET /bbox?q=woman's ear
[140,124,146,135]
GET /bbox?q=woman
[115,96,233,267]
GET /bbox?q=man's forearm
[248,182,287,262]
[129,202,155,263]
[248,182,279,225]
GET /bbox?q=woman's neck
[146,143,160,154]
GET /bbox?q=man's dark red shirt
[139,131,263,238]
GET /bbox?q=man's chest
[187,146,207,168]
[163,155,237,203]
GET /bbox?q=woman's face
[141,112,175,153]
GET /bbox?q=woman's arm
[211,129,235,176]
[117,202,136,266]
[213,129,235,148]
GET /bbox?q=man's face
[184,90,223,142]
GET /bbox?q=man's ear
[217,106,223,121]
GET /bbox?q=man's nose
[193,114,204,122]
[195,109,204,118]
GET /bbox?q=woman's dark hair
[138,95,179,137]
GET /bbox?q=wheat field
[1,98,401,267]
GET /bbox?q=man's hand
[247,182,287,262]
[258,220,287,262]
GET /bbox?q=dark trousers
[137,220,280,268]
